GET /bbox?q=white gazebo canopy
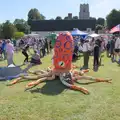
[88,33,100,38]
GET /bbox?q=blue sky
[0,0,120,22]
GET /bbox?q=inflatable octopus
[8,32,112,94]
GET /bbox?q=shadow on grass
[30,79,67,96]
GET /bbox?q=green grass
[0,52,120,120]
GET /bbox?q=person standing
[93,41,100,69]
[1,40,6,60]
[5,40,14,66]
[114,36,120,63]
[110,37,115,61]
[81,40,91,70]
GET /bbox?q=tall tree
[55,16,62,20]
[72,16,78,20]
[106,9,120,29]
[28,8,45,21]
[96,18,105,26]
[14,19,30,34]
[2,20,17,39]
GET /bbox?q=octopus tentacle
[73,75,112,83]
[60,74,89,94]
[7,77,22,86]
[25,77,47,90]
[25,74,55,90]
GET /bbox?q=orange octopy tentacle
[82,69,89,73]
[8,77,22,86]
[26,77,47,88]
[95,78,112,83]
[70,85,89,94]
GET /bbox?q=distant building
[79,4,90,19]
[68,13,72,20]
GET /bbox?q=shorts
[114,49,120,53]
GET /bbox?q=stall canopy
[110,24,120,33]
[88,33,100,38]
[71,28,88,38]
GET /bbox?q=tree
[49,18,54,20]
[106,9,120,29]
[64,16,69,20]
[2,20,17,39]
[95,24,103,33]
[96,18,105,26]
[55,16,62,20]
[13,32,24,39]
[0,24,3,38]
[28,8,45,21]
[72,16,78,20]
[90,17,96,20]
[14,19,30,34]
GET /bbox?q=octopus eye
[59,61,65,67]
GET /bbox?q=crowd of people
[0,36,52,66]
[0,33,120,72]
[73,35,120,70]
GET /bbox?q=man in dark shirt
[110,37,115,61]
[22,44,30,64]
[93,41,100,68]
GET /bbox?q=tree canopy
[14,19,30,34]
[1,20,17,39]
[106,9,120,29]
[96,18,105,26]
[28,8,45,21]
[64,16,69,20]
[95,24,103,33]
[72,16,79,20]
[55,16,62,20]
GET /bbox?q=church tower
[79,3,90,19]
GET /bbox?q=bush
[14,32,24,39]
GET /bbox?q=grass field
[0,52,120,120]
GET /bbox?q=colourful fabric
[53,32,74,72]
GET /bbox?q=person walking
[22,44,30,64]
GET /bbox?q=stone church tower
[79,4,90,19]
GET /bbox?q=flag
[110,24,120,33]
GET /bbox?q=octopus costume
[8,32,112,94]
